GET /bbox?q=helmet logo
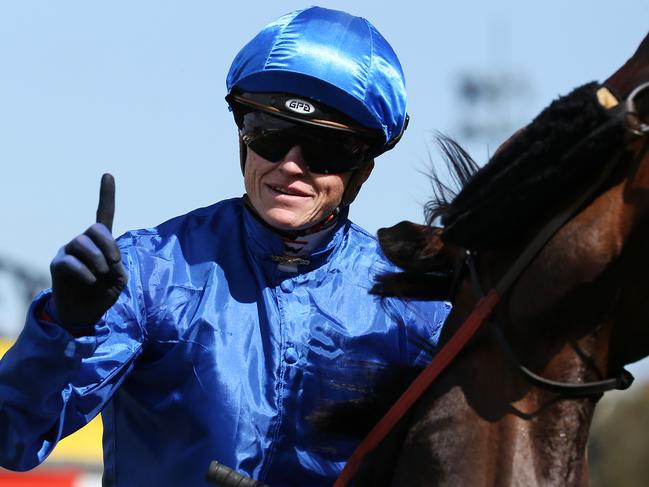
[285,99,314,115]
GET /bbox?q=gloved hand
[50,174,128,328]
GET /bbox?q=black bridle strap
[489,321,634,396]
[469,246,634,395]
[467,254,633,396]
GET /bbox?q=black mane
[431,82,625,250]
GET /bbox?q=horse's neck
[391,350,597,487]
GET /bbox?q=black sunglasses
[236,111,373,174]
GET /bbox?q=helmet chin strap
[339,159,374,207]
[239,135,248,175]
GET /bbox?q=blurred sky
[1,1,648,376]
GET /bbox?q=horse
[320,32,649,487]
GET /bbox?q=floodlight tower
[453,20,533,162]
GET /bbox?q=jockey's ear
[358,159,375,184]
[341,159,375,207]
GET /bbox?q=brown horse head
[371,32,649,486]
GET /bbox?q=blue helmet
[226,6,408,155]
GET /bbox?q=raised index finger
[96,173,116,233]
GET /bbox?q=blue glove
[49,174,128,329]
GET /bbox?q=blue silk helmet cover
[226,6,407,146]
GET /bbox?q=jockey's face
[244,145,352,231]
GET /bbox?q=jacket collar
[242,199,349,272]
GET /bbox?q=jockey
[0,7,449,486]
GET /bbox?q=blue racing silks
[0,198,449,486]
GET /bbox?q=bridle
[467,81,649,396]
[333,81,649,487]
[463,246,634,397]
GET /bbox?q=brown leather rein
[333,82,649,487]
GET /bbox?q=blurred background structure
[1,1,648,485]
[590,386,649,487]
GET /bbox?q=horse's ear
[377,221,455,272]
[604,31,649,100]
[374,221,459,300]
[491,127,527,160]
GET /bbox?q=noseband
[625,81,649,136]
[334,81,649,487]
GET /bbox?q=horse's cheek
[507,189,625,324]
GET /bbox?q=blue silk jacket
[0,198,450,486]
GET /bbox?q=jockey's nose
[277,145,309,174]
